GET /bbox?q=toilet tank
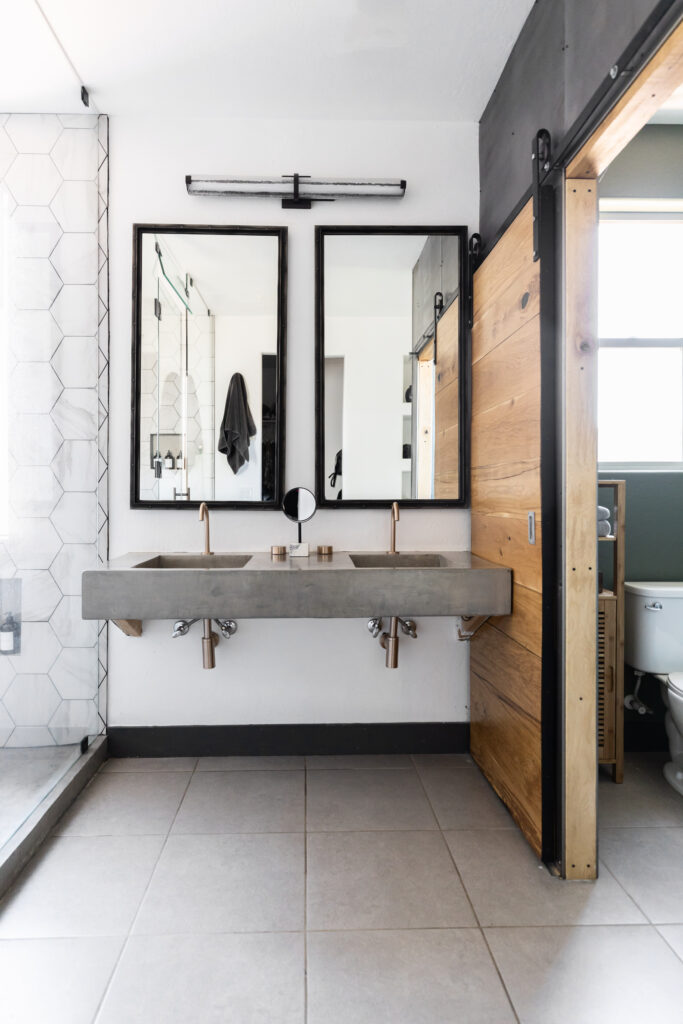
[625,582,683,673]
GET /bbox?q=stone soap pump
[282,487,317,557]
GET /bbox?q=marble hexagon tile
[0,112,109,747]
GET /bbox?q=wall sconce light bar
[185,173,406,208]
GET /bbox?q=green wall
[599,473,683,585]
[599,472,683,751]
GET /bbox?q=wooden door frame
[561,19,683,879]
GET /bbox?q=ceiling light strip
[185,174,406,206]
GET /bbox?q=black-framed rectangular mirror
[315,226,468,508]
[131,225,287,509]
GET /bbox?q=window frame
[597,208,683,472]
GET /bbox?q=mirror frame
[130,223,287,510]
[314,225,469,509]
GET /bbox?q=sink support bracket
[113,618,143,637]
[456,615,490,641]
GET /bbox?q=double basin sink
[135,553,445,570]
[82,550,511,624]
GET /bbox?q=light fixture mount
[185,173,406,208]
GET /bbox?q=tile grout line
[598,854,659,928]
[655,926,683,965]
[88,757,199,1024]
[409,754,522,1024]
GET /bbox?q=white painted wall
[108,116,478,726]
[326,315,408,499]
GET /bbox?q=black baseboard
[106,722,470,758]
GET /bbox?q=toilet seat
[668,673,683,697]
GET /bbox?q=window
[598,215,683,468]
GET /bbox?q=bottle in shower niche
[175,450,184,470]
[0,613,18,654]
[164,450,175,470]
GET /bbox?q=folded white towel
[598,505,611,521]
[598,520,612,537]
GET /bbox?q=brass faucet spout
[389,501,400,555]
[199,502,213,555]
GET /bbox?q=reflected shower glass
[133,227,286,507]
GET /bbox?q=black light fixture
[185,173,406,209]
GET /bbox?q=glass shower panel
[0,111,108,861]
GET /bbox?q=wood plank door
[469,197,558,862]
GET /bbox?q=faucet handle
[367,617,383,638]
[398,618,417,638]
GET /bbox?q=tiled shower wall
[139,312,215,501]
[0,113,109,747]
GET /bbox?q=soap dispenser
[0,612,19,654]
[164,450,175,470]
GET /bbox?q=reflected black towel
[218,372,257,474]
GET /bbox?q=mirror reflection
[317,229,464,506]
[133,227,285,507]
[282,487,317,523]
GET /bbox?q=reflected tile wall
[0,113,109,747]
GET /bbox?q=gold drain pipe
[379,617,400,669]
[201,618,219,669]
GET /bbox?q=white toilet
[625,582,683,795]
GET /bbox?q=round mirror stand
[281,486,317,556]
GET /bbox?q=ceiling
[2,0,536,120]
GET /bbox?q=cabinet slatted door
[598,595,617,764]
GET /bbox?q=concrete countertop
[82,550,512,621]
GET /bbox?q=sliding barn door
[469,198,557,861]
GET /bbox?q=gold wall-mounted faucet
[199,502,213,555]
[389,501,400,555]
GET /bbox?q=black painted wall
[479,0,679,243]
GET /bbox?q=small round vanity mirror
[282,487,316,554]
[282,487,317,523]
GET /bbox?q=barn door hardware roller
[466,233,482,329]
[532,129,552,261]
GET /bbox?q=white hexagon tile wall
[0,113,109,748]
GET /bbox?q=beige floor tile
[305,754,412,769]
[307,929,516,1024]
[197,755,304,771]
[486,925,683,1024]
[307,830,476,930]
[96,933,305,1024]
[306,769,437,831]
[446,828,645,926]
[0,936,123,1024]
[54,771,191,836]
[657,924,683,962]
[599,827,683,923]
[102,757,197,773]
[171,770,304,834]
[0,836,163,937]
[133,833,304,934]
[414,763,514,829]
[598,754,683,828]
[411,753,474,769]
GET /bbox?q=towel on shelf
[598,505,611,521]
[598,520,612,537]
[218,372,257,474]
